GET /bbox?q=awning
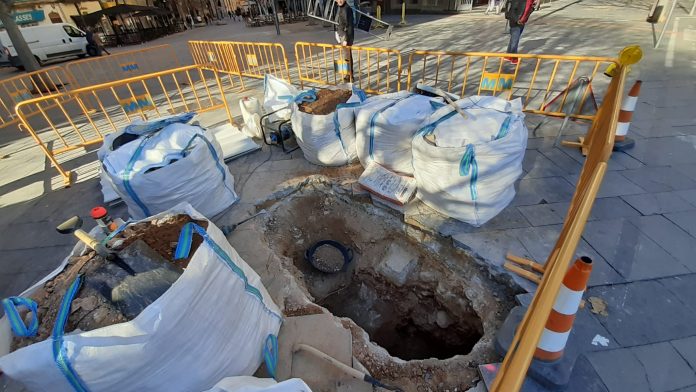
[75,5,170,26]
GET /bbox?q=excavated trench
[262,181,520,391]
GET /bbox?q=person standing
[335,0,354,82]
[504,0,535,64]
[485,0,499,15]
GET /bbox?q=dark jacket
[505,0,535,26]
[336,3,354,45]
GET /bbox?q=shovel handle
[74,229,100,251]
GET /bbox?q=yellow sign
[246,53,259,67]
[480,72,515,91]
[119,94,155,113]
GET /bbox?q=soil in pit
[11,215,207,352]
[298,89,352,115]
[264,189,518,391]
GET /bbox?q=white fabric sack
[240,97,263,139]
[99,121,238,220]
[203,377,312,392]
[413,96,527,227]
[290,86,366,166]
[263,74,298,122]
[0,203,283,392]
[355,91,442,175]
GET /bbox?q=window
[63,25,84,37]
[49,12,63,23]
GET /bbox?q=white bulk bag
[412,96,527,227]
[290,86,367,166]
[263,74,298,122]
[240,96,263,139]
[0,203,283,392]
[203,377,312,392]
[99,117,238,220]
[355,92,442,175]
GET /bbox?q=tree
[0,0,41,72]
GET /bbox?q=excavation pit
[262,181,519,390]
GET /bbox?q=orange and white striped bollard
[534,257,593,362]
[614,80,642,151]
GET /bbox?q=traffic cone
[534,257,593,362]
[614,80,642,151]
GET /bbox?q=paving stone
[586,281,696,346]
[405,201,532,236]
[630,342,696,392]
[658,274,696,314]
[583,219,689,280]
[510,225,624,286]
[672,336,696,373]
[674,164,696,182]
[517,197,640,226]
[675,189,696,208]
[512,177,577,206]
[674,385,696,392]
[586,348,651,392]
[665,210,696,237]
[539,148,583,174]
[621,192,695,215]
[586,197,642,221]
[565,172,645,198]
[628,215,696,272]
[620,166,696,193]
[517,203,568,226]
[625,136,696,166]
[452,230,537,292]
[522,150,567,179]
[526,137,557,151]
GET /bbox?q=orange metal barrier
[491,55,636,391]
[16,64,233,186]
[65,45,180,87]
[406,51,617,120]
[294,42,401,95]
[0,67,76,130]
[189,40,290,82]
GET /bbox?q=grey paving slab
[587,197,642,222]
[628,215,696,273]
[625,136,696,166]
[630,342,696,392]
[675,189,696,208]
[522,150,567,179]
[525,137,557,151]
[674,164,696,182]
[586,281,696,346]
[512,177,577,206]
[586,348,651,392]
[565,172,646,198]
[620,166,696,193]
[672,336,696,373]
[510,225,624,286]
[665,210,696,237]
[518,197,640,226]
[658,274,696,315]
[674,386,696,392]
[538,148,583,175]
[583,219,689,280]
[622,192,695,216]
[517,203,568,226]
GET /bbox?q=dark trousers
[507,24,525,54]
[341,44,354,82]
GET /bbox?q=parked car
[0,23,88,69]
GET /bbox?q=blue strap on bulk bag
[367,94,414,158]
[459,144,479,201]
[52,275,90,392]
[2,297,39,338]
[263,334,279,379]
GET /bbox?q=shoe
[503,57,519,65]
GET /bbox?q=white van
[0,23,88,68]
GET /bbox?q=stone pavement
[2,0,696,391]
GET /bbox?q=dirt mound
[298,89,352,115]
[11,215,207,352]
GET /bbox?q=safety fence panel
[16,65,233,186]
[0,67,76,130]
[490,65,630,391]
[189,40,291,82]
[406,51,617,120]
[65,45,181,88]
[294,42,401,95]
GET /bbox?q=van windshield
[63,26,84,38]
